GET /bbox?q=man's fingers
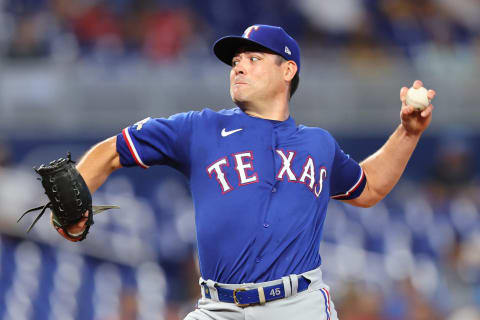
[76,218,88,229]
[401,105,414,115]
[78,218,88,228]
[400,87,408,101]
[51,210,88,242]
[79,211,89,227]
[427,89,436,100]
[421,105,434,118]
[402,104,434,118]
[413,80,423,89]
[67,211,89,233]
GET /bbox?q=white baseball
[405,86,430,111]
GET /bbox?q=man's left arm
[345,80,436,208]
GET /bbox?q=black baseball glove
[18,153,118,241]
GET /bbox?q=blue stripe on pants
[320,289,330,320]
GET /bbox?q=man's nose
[233,61,246,75]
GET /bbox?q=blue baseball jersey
[116,107,366,284]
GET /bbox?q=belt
[201,276,310,307]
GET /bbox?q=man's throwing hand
[400,80,436,136]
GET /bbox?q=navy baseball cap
[213,24,301,73]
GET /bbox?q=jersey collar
[235,107,297,137]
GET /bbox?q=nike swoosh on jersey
[221,128,243,137]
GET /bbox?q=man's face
[229,47,285,105]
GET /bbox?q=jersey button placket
[264,123,280,228]
[261,123,276,230]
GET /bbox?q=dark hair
[290,72,299,99]
[275,55,299,99]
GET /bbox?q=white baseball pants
[184,267,339,320]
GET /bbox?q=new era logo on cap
[213,24,301,73]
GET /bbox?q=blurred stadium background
[0,0,479,319]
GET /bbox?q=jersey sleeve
[116,111,195,172]
[330,140,366,200]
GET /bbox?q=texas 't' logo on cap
[243,25,260,39]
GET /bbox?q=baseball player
[58,25,436,319]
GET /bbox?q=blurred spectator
[69,2,121,56]
[4,0,50,60]
[376,0,430,58]
[384,278,443,320]
[425,130,477,205]
[442,234,480,310]
[190,0,305,43]
[434,0,480,32]
[49,0,195,63]
[141,8,193,62]
[105,288,138,320]
[448,306,480,320]
[295,0,366,40]
[3,0,479,63]
[336,282,385,320]
[345,21,392,73]
[0,140,12,167]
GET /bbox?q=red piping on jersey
[331,168,365,199]
[122,128,148,169]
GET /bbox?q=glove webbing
[18,204,119,236]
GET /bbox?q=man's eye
[250,57,259,62]
[232,60,239,66]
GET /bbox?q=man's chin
[232,100,245,109]
[231,94,247,105]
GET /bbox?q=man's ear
[284,61,298,82]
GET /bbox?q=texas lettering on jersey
[206,150,327,197]
[115,107,367,284]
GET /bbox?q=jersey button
[263,223,270,228]
[255,257,263,263]
[271,187,277,193]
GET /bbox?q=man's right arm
[54,136,122,240]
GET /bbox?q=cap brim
[213,36,277,67]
